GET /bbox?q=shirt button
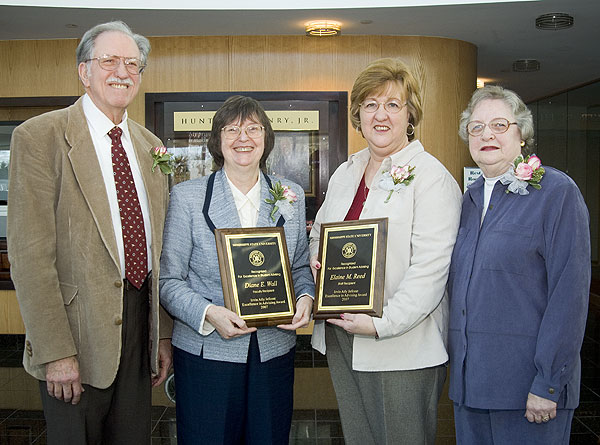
[114,280,122,288]
[114,317,123,326]
[548,388,555,394]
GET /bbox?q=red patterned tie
[109,126,148,289]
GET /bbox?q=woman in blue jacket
[160,96,314,444]
[448,85,590,444]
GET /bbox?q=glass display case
[145,91,348,230]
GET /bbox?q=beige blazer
[310,141,462,371]
[7,97,172,389]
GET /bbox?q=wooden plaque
[314,218,387,319]
[215,227,296,327]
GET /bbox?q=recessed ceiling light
[360,20,373,25]
[512,59,540,72]
[535,13,574,30]
[305,20,342,37]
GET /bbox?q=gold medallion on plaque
[341,242,357,259]
[249,250,265,267]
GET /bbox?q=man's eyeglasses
[221,124,265,140]
[466,118,518,137]
[85,54,146,75]
[360,100,407,114]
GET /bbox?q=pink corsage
[378,164,415,203]
[500,154,545,195]
[150,146,173,175]
[265,181,297,221]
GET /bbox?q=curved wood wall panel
[0,34,475,334]
[0,34,476,180]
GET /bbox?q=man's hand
[45,356,84,405]
[152,339,173,387]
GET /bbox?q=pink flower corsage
[150,146,173,175]
[378,164,415,203]
[500,154,545,195]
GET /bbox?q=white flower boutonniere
[378,164,415,203]
[150,146,174,175]
[265,181,297,221]
[500,154,545,195]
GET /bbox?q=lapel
[208,169,242,229]
[329,149,370,222]
[258,173,278,228]
[206,170,280,230]
[65,98,119,270]
[466,176,484,212]
[388,139,425,168]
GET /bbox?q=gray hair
[76,21,151,67]
[458,85,535,153]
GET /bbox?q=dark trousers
[174,332,295,445]
[40,279,151,445]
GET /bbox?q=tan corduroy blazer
[7,97,172,389]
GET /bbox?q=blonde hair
[350,58,423,141]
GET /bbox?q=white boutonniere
[378,164,415,203]
[265,181,297,221]
[500,154,545,195]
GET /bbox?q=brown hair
[207,95,275,170]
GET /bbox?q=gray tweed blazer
[159,168,314,363]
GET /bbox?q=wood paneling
[0,39,82,98]
[0,34,476,334]
[0,290,24,334]
[0,34,476,179]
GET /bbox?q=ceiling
[1,0,599,102]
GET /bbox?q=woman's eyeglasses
[360,100,407,114]
[466,118,518,136]
[221,124,265,140]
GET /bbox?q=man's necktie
[108,126,148,289]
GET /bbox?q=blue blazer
[159,169,314,363]
[447,167,590,410]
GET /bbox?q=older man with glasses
[7,20,172,444]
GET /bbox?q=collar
[82,93,130,142]
[348,139,425,170]
[224,170,262,213]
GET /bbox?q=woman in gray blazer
[159,96,314,444]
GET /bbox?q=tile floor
[1,306,599,444]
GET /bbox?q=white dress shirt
[82,94,153,278]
